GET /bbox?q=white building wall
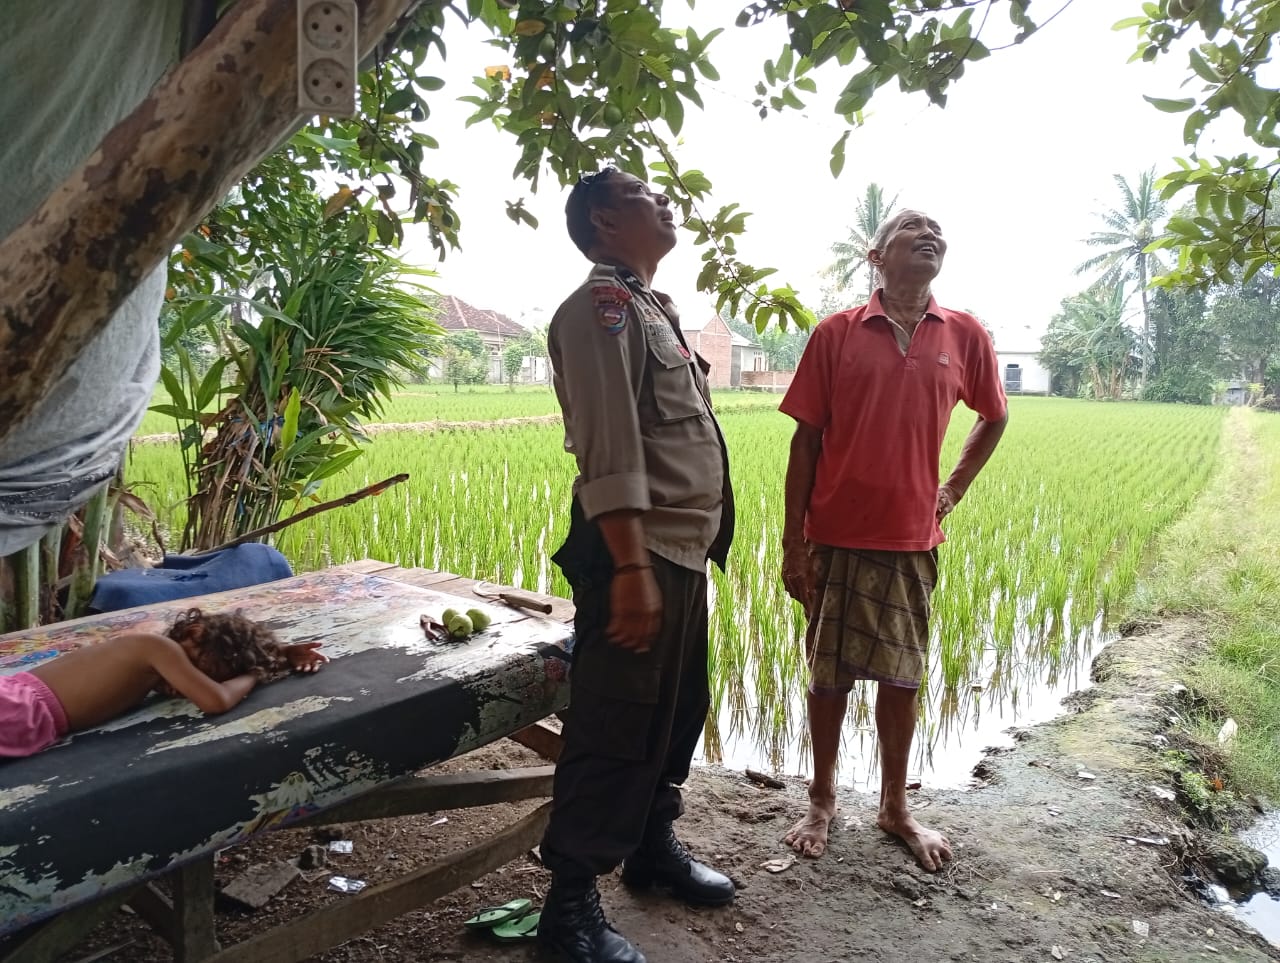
[996,351,1051,395]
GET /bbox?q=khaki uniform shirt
[549,264,732,572]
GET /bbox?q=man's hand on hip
[607,567,662,653]
[936,483,962,521]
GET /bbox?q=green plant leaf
[1143,95,1195,113]
[279,387,302,452]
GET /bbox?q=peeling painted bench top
[0,561,573,938]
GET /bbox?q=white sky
[399,0,1247,351]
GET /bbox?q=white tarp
[0,2,184,555]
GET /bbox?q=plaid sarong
[805,545,938,692]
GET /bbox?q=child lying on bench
[0,608,327,758]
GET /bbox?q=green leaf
[383,87,416,114]
[279,387,301,452]
[829,130,851,179]
[160,365,188,409]
[307,447,365,483]
[148,403,201,420]
[1187,48,1220,83]
[376,210,397,246]
[1144,95,1195,113]
[194,357,230,412]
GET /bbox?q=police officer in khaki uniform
[537,167,735,963]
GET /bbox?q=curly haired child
[0,608,327,758]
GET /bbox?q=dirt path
[79,620,1276,962]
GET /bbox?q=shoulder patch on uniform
[591,284,632,335]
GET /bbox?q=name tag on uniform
[640,306,678,344]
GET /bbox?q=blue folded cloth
[90,544,293,612]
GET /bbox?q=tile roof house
[684,312,770,388]
[433,295,528,383]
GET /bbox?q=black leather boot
[621,822,736,906]
[537,876,646,963]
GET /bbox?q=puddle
[1213,813,1280,949]
[697,569,1110,791]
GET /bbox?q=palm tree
[1042,282,1137,400]
[823,183,899,302]
[1075,169,1168,392]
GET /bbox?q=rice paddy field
[127,392,1227,784]
[131,383,779,436]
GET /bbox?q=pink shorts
[0,672,69,758]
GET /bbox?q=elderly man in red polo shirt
[778,209,1008,871]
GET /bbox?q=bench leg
[173,855,219,962]
[0,884,140,963]
[509,720,564,761]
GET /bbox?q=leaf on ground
[759,855,796,874]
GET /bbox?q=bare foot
[784,793,836,858]
[878,808,952,872]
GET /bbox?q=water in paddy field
[1213,814,1280,950]
[696,571,1114,792]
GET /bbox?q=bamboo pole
[39,527,63,625]
[65,486,111,620]
[13,542,40,630]
[0,555,15,635]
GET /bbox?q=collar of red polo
[862,288,945,324]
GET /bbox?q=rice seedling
[135,384,782,437]
[127,397,1225,781]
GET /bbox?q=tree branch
[202,473,409,554]
[0,0,441,445]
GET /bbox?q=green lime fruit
[447,614,474,639]
[466,608,492,632]
[442,608,460,624]
[603,104,623,126]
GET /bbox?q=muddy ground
[77,620,1277,962]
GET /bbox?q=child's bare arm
[134,633,260,714]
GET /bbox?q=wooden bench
[0,560,574,962]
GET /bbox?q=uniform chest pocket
[646,337,705,423]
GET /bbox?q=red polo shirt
[780,291,1007,552]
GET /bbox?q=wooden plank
[292,766,555,827]
[334,559,399,576]
[385,568,457,588]
[125,884,175,946]
[67,939,138,963]
[219,861,300,911]
[0,884,141,963]
[204,802,552,963]
[425,575,480,597]
[349,564,575,621]
[172,855,219,962]
[509,722,565,762]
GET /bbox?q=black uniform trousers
[540,512,710,881]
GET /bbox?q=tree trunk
[0,0,435,445]
[1138,258,1151,393]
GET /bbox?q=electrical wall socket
[297,0,357,116]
